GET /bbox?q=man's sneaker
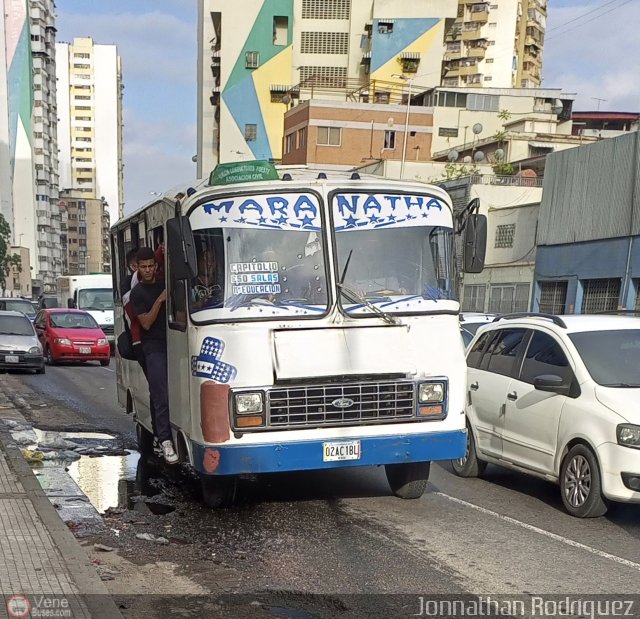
[160,440,178,465]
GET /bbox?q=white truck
[56,274,115,349]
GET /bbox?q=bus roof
[113,169,452,230]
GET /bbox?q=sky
[55,0,640,217]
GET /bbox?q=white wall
[55,43,72,191]
[0,0,13,229]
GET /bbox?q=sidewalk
[0,394,122,619]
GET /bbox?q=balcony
[469,7,489,23]
[459,62,479,76]
[446,25,462,41]
[443,77,460,87]
[467,45,487,59]
[461,26,482,41]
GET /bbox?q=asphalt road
[7,364,640,606]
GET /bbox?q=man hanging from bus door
[121,249,161,457]
[130,247,178,464]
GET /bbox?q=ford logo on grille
[332,397,355,409]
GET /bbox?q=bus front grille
[268,381,416,428]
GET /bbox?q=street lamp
[391,73,436,179]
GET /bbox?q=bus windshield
[333,191,456,315]
[77,288,114,311]
[188,191,329,320]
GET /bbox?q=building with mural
[197,0,458,174]
[1,0,36,277]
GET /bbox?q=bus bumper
[192,429,466,476]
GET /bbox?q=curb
[0,421,123,619]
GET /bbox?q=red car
[34,309,111,366]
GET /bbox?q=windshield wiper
[0,331,30,336]
[337,283,401,326]
[601,383,640,388]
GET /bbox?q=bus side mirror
[167,216,197,280]
[463,213,487,273]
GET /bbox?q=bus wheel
[200,475,237,508]
[136,423,155,458]
[385,462,431,499]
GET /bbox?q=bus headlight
[419,382,445,403]
[235,392,263,414]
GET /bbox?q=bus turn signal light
[236,415,264,428]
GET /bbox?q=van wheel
[385,462,430,499]
[201,475,237,508]
[100,359,110,367]
[136,423,155,458]
[560,444,609,518]
[452,427,487,478]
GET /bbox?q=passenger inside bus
[191,232,224,312]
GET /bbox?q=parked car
[454,312,640,518]
[0,310,44,374]
[37,295,59,311]
[459,312,497,348]
[34,309,111,367]
[0,297,37,322]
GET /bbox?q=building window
[581,278,621,314]
[297,127,307,148]
[374,91,390,104]
[284,133,295,154]
[485,58,494,63]
[462,284,486,312]
[494,224,516,248]
[299,65,347,88]
[245,51,259,69]
[489,284,530,314]
[467,93,499,111]
[301,32,349,55]
[538,280,567,314]
[484,76,493,81]
[383,130,396,150]
[244,124,257,142]
[302,0,350,19]
[273,16,288,46]
[317,126,341,146]
[378,19,394,34]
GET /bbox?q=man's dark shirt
[131,280,166,355]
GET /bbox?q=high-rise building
[1,0,38,290]
[442,0,546,89]
[197,0,458,174]
[30,0,62,293]
[56,37,123,230]
[59,190,110,276]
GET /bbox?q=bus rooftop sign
[209,160,280,186]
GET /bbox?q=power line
[546,0,623,33]
[546,0,635,40]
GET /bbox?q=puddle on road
[34,429,115,442]
[66,451,140,514]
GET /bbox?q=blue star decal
[368,214,382,224]
[235,216,247,224]
[277,215,288,226]
[345,215,359,228]
[407,214,416,220]
[258,216,267,224]
[387,214,396,223]
[421,212,430,219]
[219,216,228,223]
[300,214,315,227]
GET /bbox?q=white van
[57,274,115,348]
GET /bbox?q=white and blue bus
[111,162,486,506]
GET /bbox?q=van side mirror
[67,299,74,309]
[463,213,487,273]
[533,374,571,396]
[167,216,197,280]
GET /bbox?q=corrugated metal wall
[537,131,640,245]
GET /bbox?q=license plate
[322,440,361,462]
[5,355,19,363]
[79,347,91,354]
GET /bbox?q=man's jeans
[144,350,172,443]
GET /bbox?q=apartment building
[3,246,32,298]
[56,37,124,227]
[59,190,110,276]
[31,0,62,293]
[197,0,457,173]
[442,0,546,89]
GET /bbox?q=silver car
[0,311,45,374]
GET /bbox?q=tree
[0,213,21,293]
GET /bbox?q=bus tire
[201,475,237,508]
[136,423,155,458]
[385,461,430,499]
